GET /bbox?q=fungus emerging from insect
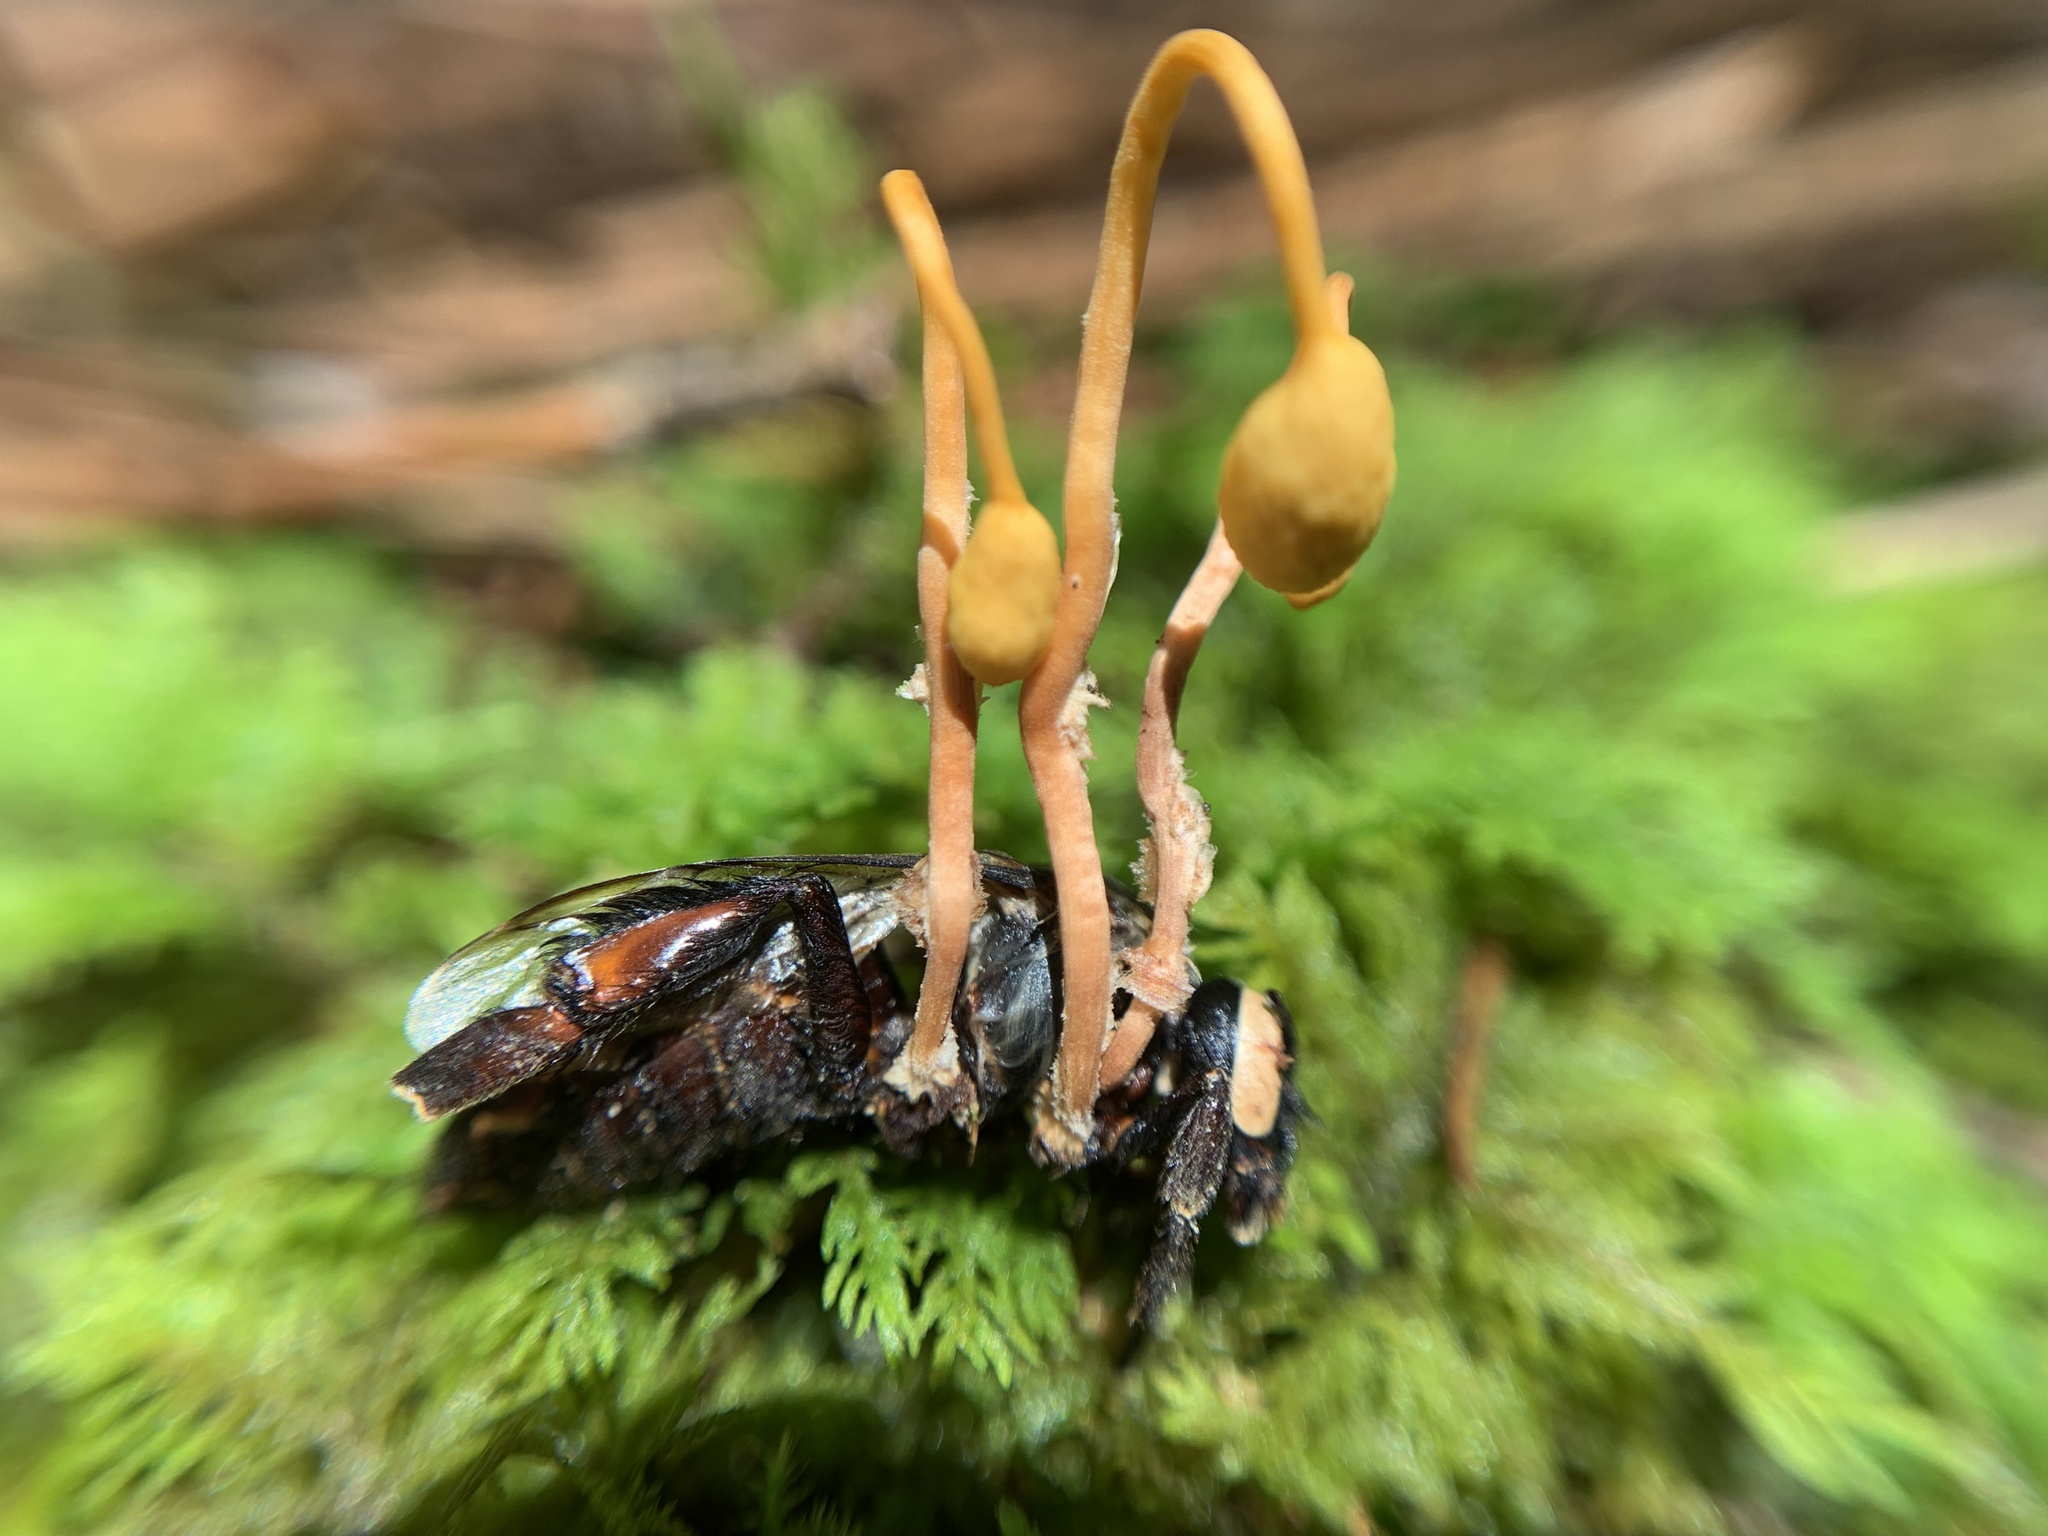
[393,26,1390,1328]
[398,856,1301,1327]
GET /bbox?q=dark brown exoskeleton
[394,853,1303,1326]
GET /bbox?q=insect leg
[1130,1075,1233,1327]
[553,888,784,1015]
[540,1025,757,1200]
[768,873,876,1109]
[570,872,873,1117]
[513,875,878,1203]
[1103,1084,1202,1171]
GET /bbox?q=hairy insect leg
[1112,978,1295,1327]
[1101,1079,1191,1171]
[1128,1083,1233,1327]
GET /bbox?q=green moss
[0,301,2044,1534]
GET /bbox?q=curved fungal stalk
[1029,29,1391,1160]
[879,172,1061,692]
[1101,272,1359,1087]
[880,185,981,1106]
[879,170,1039,1110]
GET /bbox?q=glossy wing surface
[404,920,574,1051]
[404,858,929,1052]
[404,868,717,1051]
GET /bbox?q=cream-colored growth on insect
[1220,330,1394,600]
[1228,988,1288,1138]
[947,496,1061,685]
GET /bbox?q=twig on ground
[1443,937,1512,1190]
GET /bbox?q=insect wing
[403,867,696,1051]
[403,859,922,1053]
[405,921,575,1051]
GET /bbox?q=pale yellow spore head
[1218,331,1395,601]
[945,496,1061,685]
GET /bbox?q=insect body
[395,853,1302,1324]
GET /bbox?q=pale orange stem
[1032,31,1335,1152]
[910,320,982,1079]
[1101,273,1353,1087]
[880,171,1026,506]
[1100,522,1242,1086]
[881,173,983,1088]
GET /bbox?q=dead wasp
[394,853,1302,1326]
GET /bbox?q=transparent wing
[404,921,572,1051]
[403,857,929,1052]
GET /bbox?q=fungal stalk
[1030,30,1395,1158]
[1101,273,1360,1086]
[880,172,1061,693]
[880,170,1052,1107]
[1100,526,1241,1086]
[880,179,980,1106]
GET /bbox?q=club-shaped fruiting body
[946,494,1062,685]
[1014,30,1398,1143]
[1218,329,1395,602]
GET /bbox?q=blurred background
[0,0,2041,562]
[3,3,2048,1534]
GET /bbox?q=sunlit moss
[0,303,2043,1534]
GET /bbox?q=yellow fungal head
[1217,330,1395,604]
[945,495,1062,685]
